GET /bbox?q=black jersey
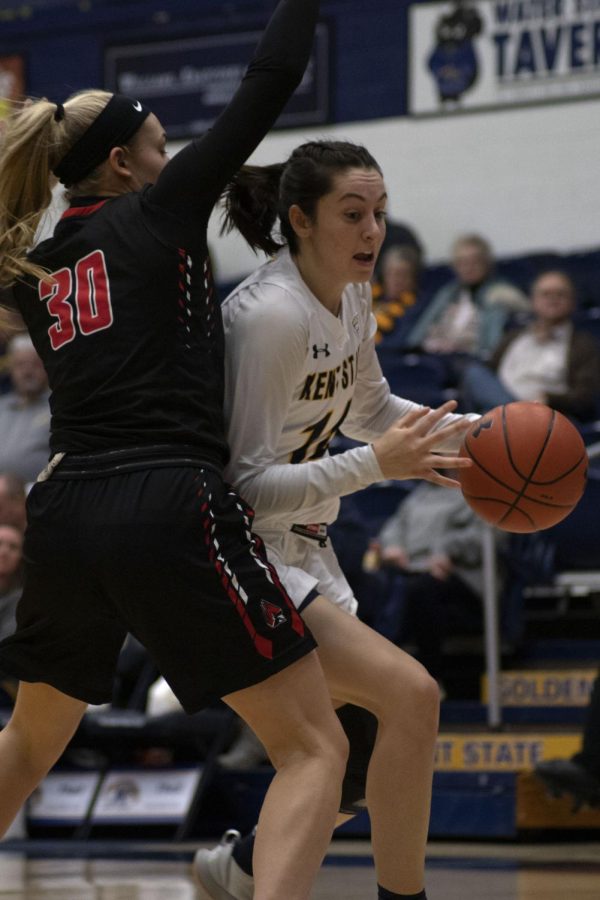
[14,0,318,469]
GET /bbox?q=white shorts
[260,529,358,617]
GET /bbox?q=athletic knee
[1,720,53,779]
[417,667,442,720]
[311,714,349,778]
[381,663,440,740]
[267,712,348,777]
[406,668,440,743]
[326,716,350,778]
[3,706,84,776]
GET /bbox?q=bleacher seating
[374,349,451,407]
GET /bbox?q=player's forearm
[345,390,479,451]
[234,444,383,516]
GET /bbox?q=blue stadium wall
[0,0,411,126]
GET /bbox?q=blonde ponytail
[0,90,111,328]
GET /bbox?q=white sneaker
[193,829,255,900]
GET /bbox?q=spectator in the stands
[0,333,50,483]
[0,293,24,395]
[0,524,23,645]
[379,219,424,265]
[371,480,499,696]
[462,270,600,422]
[0,522,24,705]
[0,473,26,533]
[372,245,422,344]
[405,234,529,363]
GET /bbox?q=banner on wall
[29,772,100,824]
[0,55,25,121]
[105,24,329,138]
[92,766,202,823]
[409,0,600,114]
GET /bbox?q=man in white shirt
[462,270,600,421]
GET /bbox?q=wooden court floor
[1,840,599,899]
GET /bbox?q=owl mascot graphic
[428,1,483,104]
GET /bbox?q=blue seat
[376,349,450,406]
[573,308,600,344]
[351,481,415,538]
[543,469,600,572]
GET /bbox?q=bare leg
[224,649,348,900]
[0,681,88,836]
[303,597,439,895]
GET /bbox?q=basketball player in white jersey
[195,141,477,900]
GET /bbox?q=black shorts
[0,455,316,712]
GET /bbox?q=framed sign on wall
[105,24,330,138]
[409,0,600,115]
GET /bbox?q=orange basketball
[458,402,588,533]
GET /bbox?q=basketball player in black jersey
[0,3,355,897]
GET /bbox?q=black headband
[53,93,151,187]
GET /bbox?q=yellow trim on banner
[435,733,582,772]
[481,669,596,707]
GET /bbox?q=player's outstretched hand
[372,400,473,488]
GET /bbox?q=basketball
[458,401,588,533]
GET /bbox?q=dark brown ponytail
[220,163,285,256]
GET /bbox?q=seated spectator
[405,234,529,364]
[462,270,600,422]
[371,245,422,344]
[0,523,23,644]
[373,480,502,695]
[0,522,24,705]
[0,333,50,483]
[0,292,24,395]
[379,218,424,264]
[0,473,26,532]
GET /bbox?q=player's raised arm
[150,0,321,220]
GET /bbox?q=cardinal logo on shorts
[260,599,287,629]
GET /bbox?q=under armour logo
[312,344,331,358]
[260,600,287,629]
[472,418,493,439]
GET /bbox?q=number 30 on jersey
[39,249,114,350]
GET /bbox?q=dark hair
[221,140,383,255]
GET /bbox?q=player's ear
[108,146,131,178]
[288,204,312,239]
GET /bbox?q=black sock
[377,887,427,900]
[232,830,255,877]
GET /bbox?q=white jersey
[223,247,472,540]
